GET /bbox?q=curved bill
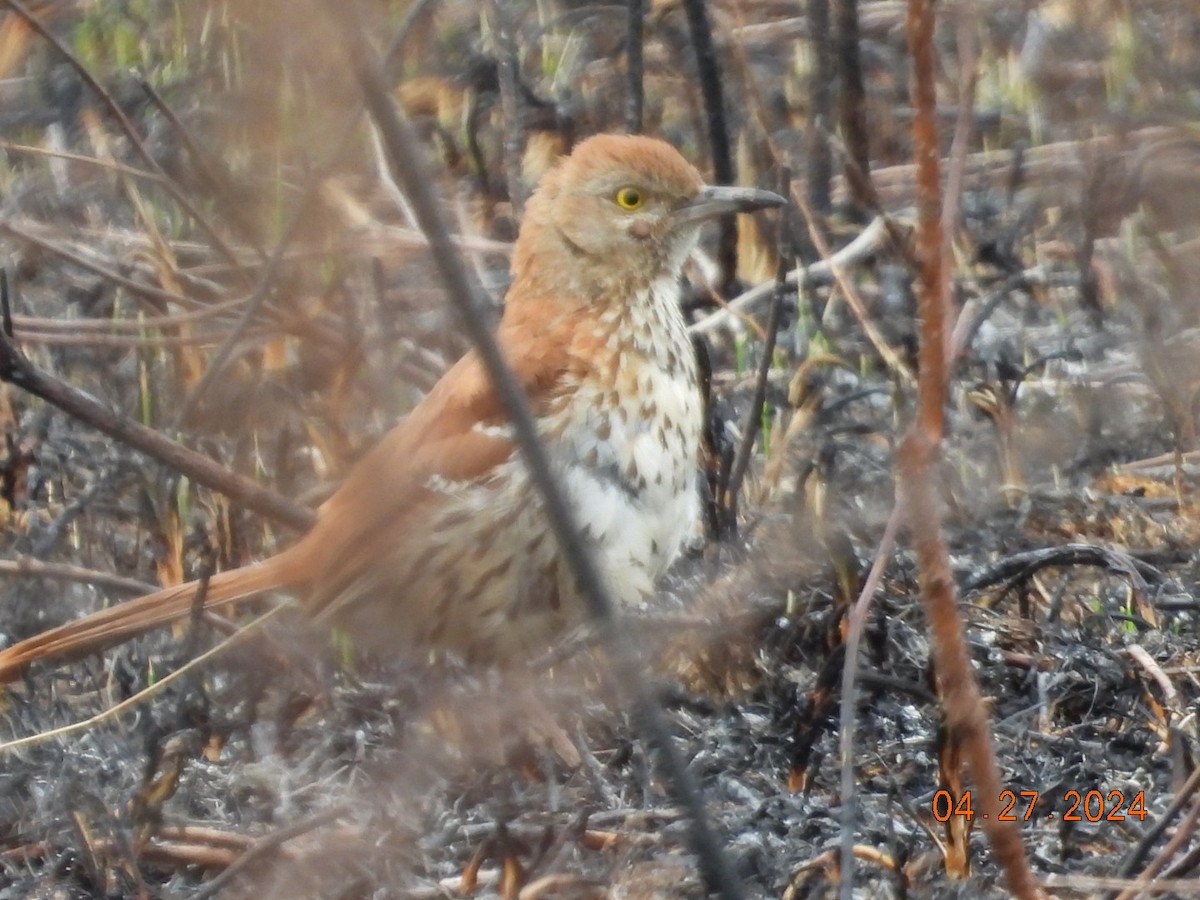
[674,184,788,226]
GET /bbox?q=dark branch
[326,7,745,897]
[0,277,314,533]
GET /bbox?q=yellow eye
[614,186,644,210]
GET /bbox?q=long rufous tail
[0,554,294,683]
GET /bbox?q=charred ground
[2,1,1200,897]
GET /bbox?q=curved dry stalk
[0,219,198,309]
[688,215,889,336]
[837,503,902,890]
[0,604,287,755]
[0,142,164,181]
[12,302,247,334]
[0,557,155,594]
[0,287,315,532]
[2,0,246,277]
[11,330,251,349]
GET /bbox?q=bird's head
[512,134,785,299]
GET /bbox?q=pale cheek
[629,220,653,240]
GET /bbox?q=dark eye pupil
[621,189,640,206]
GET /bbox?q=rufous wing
[294,304,583,622]
[0,301,582,682]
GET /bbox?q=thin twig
[625,0,645,134]
[792,196,916,388]
[722,168,792,527]
[0,219,198,309]
[688,215,888,336]
[189,806,351,900]
[1,0,245,276]
[490,0,527,218]
[0,605,287,754]
[134,74,267,261]
[0,141,164,181]
[1114,770,1200,900]
[720,269,783,526]
[0,297,314,531]
[12,300,246,334]
[1117,764,1200,884]
[838,505,901,896]
[30,457,121,557]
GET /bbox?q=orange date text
[930,789,1147,823]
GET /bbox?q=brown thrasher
[0,134,784,681]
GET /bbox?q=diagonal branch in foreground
[0,273,315,533]
[325,5,746,899]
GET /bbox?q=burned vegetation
[2,1,1200,897]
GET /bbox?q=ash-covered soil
[3,1,1200,897]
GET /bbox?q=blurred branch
[836,125,1185,207]
[325,4,744,897]
[625,0,645,134]
[168,134,355,430]
[805,0,833,214]
[721,168,793,529]
[940,2,979,367]
[0,273,315,533]
[908,0,946,443]
[681,0,737,292]
[489,0,527,218]
[689,215,889,336]
[171,5,432,428]
[1,0,245,278]
[961,542,1161,593]
[0,556,156,595]
[835,0,871,213]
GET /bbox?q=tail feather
[0,557,290,683]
